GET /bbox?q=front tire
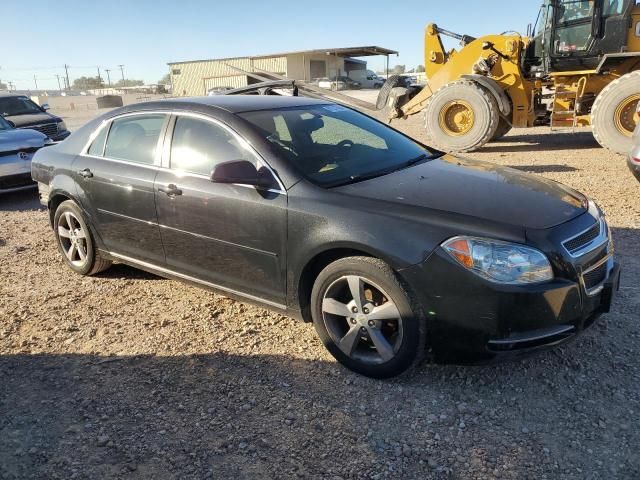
[54,200,111,276]
[424,80,500,152]
[311,257,426,379]
[592,71,640,154]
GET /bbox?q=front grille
[564,221,600,254]
[583,262,608,291]
[0,146,39,158]
[0,172,34,190]
[20,123,58,138]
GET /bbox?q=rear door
[154,113,287,306]
[73,113,169,264]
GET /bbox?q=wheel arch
[295,244,399,323]
[460,74,512,117]
[48,190,75,227]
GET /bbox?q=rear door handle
[158,184,183,197]
[77,168,93,179]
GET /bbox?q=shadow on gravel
[95,263,163,281]
[1,343,639,479]
[507,164,578,173]
[0,189,43,212]
[483,131,599,153]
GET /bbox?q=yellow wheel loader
[379,0,640,154]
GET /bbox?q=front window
[553,0,595,54]
[0,96,43,116]
[240,104,436,188]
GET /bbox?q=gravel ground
[1,111,639,479]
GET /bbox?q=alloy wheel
[321,275,403,365]
[57,211,89,268]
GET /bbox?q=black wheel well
[297,248,373,322]
[48,193,72,226]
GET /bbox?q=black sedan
[31,96,620,378]
[0,93,71,142]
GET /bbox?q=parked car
[318,76,362,91]
[207,87,234,96]
[0,115,50,193]
[347,70,385,89]
[627,102,640,181]
[0,93,70,141]
[32,96,620,378]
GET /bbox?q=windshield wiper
[327,152,434,188]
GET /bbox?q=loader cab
[525,0,636,74]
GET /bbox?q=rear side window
[87,123,109,156]
[170,116,256,176]
[104,114,166,165]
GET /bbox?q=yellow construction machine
[379,0,640,154]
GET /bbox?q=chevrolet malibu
[31,96,620,378]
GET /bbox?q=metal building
[168,46,397,96]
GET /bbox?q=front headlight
[441,236,553,284]
[57,121,67,132]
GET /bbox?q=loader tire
[376,75,405,110]
[591,71,640,155]
[492,117,513,141]
[424,80,499,153]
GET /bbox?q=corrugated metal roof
[168,46,398,66]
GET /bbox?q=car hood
[0,128,48,151]
[334,155,588,230]
[4,112,59,128]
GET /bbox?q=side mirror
[41,104,50,111]
[211,160,275,189]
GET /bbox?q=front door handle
[77,168,93,179]
[158,184,183,197]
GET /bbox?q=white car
[0,116,49,193]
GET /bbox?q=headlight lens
[57,121,67,132]
[441,236,553,284]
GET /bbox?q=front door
[154,114,287,306]
[73,113,169,264]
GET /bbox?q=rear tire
[311,256,426,379]
[592,71,640,155]
[54,200,111,276]
[492,117,513,141]
[424,80,500,152]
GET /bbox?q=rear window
[103,114,166,165]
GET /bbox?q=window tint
[170,116,256,176]
[87,123,109,156]
[104,114,166,165]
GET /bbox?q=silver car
[0,116,49,194]
[628,103,640,182]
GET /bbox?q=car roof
[0,92,29,98]
[152,95,332,114]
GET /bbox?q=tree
[416,65,425,73]
[158,73,171,85]
[392,65,406,75]
[114,79,144,88]
[0,80,7,90]
[72,76,105,90]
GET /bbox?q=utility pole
[8,81,14,91]
[64,64,71,91]
[34,75,38,90]
[96,66,102,85]
[105,69,112,87]
[118,64,125,86]
[55,74,62,91]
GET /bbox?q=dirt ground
[1,102,639,479]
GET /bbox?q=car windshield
[0,96,43,116]
[0,115,12,131]
[240,104,437,187]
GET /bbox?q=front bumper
[400,249,621,364]
[50,130,71,142]
[0,153,36,194]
